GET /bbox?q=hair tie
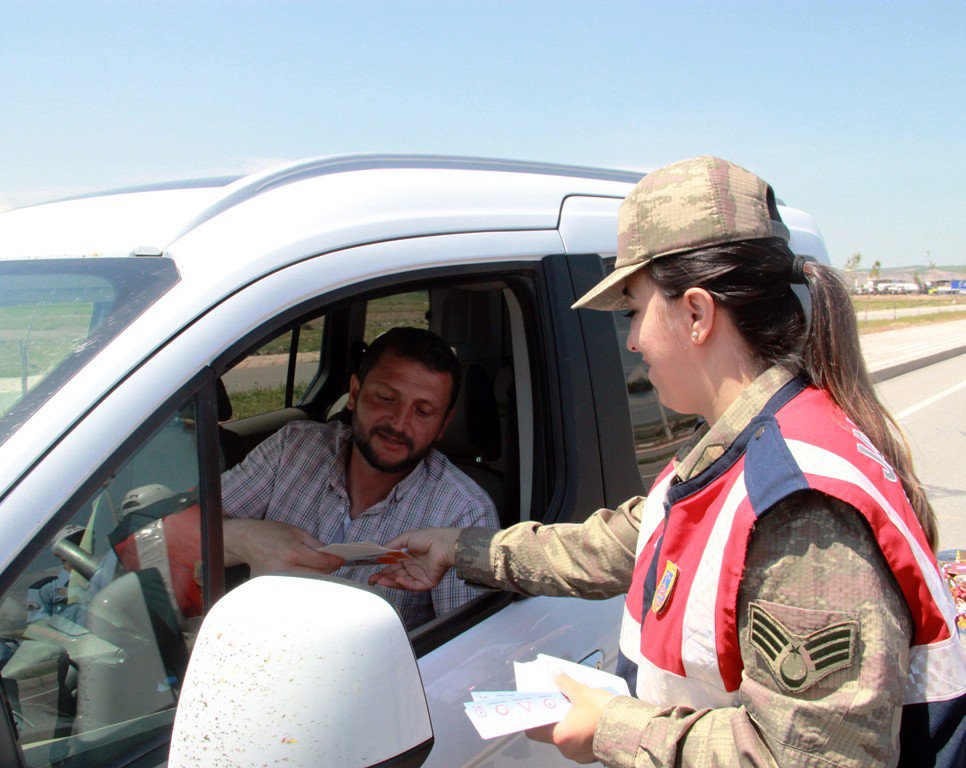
[788,255,812,332]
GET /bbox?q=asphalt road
[221,357,318,393]
[875,352,966,552]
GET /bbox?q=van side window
[221,317,326,420]
[0,393,206,767]
[364,291,429,343]
[612,312,699,487]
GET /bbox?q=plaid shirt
[222,420,498,629]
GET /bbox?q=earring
[691,330,698,341]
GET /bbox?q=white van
[0,155,829,767]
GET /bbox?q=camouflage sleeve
[430,495,500,617]
[454,495,644,598]
[591,492,913,768]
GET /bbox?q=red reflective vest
[616,379,965,763]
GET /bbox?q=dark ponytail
[646,238,938,551]
[803,259,938,550]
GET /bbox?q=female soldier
[372,156,966,767]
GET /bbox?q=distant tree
[843,252,862,272]
[870,259,881,280]
[843,252,863,293]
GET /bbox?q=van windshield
[0,258,179,447]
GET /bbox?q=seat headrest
[325,392,351,423]
[435,363,501,462]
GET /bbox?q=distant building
[871,279,920,294]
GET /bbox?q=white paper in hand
[463,654,628,740]
[514,653,629,697]
[463,693,569,740]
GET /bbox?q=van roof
[0,154,643,261]
[0,153,827,267]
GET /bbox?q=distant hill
[844,265,966,281]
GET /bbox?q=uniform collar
[674,365,796,483]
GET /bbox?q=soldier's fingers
[369,569,433,591]
[553,672,582,702]
[524,723,555,743]
[384,531,417,550]
[371,574,412,590]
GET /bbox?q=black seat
[435,363,504,514]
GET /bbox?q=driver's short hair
[358,327,461,412]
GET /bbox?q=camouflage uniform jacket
[456,366,962,768]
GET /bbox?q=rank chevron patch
[748,603,858,693]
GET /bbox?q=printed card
[463,654,629,740]
[464,693,569,740]
[316,542,412,567]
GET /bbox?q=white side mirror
[168,575,433,767]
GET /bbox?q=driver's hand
[223,519,343,576]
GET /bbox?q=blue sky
[2,1,963,268]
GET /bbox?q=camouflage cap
[573,156,790,310]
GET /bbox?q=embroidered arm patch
[748,602,858,693]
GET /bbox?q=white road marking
[896,379,966,421]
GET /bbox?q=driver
[221,327,500,629]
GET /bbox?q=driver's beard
[351,415,435,474]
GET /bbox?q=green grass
[0,391,21,415]
[852,295,966,312]
[227,379,318,420]
[251,321,326,357]
[0,301,95,328]
[0,303,94,378]
[227,384,290,421]
[364,292,430,343]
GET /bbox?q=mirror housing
[168,574,433,767]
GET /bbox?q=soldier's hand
[369,527,461,591]
[223,518,343,576]
[526,673,616,764]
